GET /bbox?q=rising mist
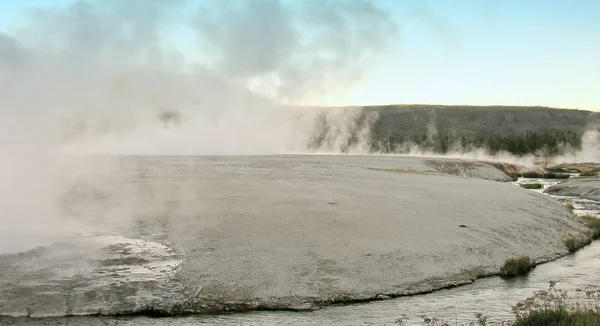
[0,0,399,252]
[1,0,598,253]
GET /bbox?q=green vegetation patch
[562,215,598,253]
[364,105,596,157]
[512,282,600,326]
[580,214,600,239]
[514,309,600,326]
[564,236,591,252]
[550,163,600,175]
[546,167,568,173]
[508,173,520,181]
[544,173,571,179]
[564,201,574,211]
[520,183,543,189]
[406,283,600,326]
[521,172,570,179]
[579,168,600,177]
[500,256,534,277]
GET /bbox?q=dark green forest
[308,105,599,156]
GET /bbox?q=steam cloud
[2,1,598,254]
[0,0,398,155]
[0,0,398,252]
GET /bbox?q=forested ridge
[309,105,599,155]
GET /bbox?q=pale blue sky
[1,0,599,110]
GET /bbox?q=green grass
[511,282,600,326]
[508,173,520,181]
[564,201,574,211]
[546,173,571,179]
[579,214,600,239]
[500,256,534,277]
[521,172,570,179]
[546,167,568,173]
[562,215,598,252]
[520,183,543,189]
[406,282,600,325]
[513,309,600,326]
[564,236,591,252]
[579,168,599,177]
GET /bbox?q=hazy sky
[1,0,599,110]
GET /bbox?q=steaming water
[4,175,599,326]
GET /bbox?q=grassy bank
[521,172,570,179]
[580,170,599,177]
[563,214,598,252]
[580,214,600,239]
[549,163,600,175]
[511,282,600,326]
[403,282,600,325]
[500,256,534,277]
[520,183,543,189]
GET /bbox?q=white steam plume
[0,0,398,252]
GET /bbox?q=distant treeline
[309,105,600,156]
[368,105,597,155]
[372,130,582,156]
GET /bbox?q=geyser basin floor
[0,233,184,317]
[0,155,590,317]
